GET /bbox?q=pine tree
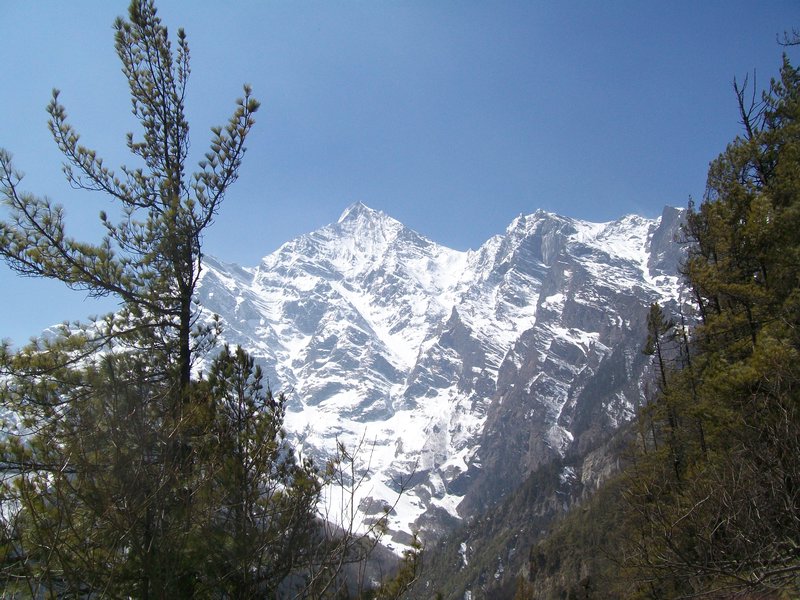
[622,54,800,597]
[0,3,408,596]
[0,1,258,595]
[642,302,684,479]
[198,345,322,598]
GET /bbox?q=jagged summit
[337,200,382,224]
[334,202,406,240]
[196,203,685,547]
[332,202,405,246]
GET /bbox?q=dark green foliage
[360,534,422,600]
[618,55,800,598]
[515,473,630,600]
[0,0,259,591]
[0,1,372,597]
[196,345,323,597]
[421,51,800,600]
[0,4,407,595]
[0,350,207,596]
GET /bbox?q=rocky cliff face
[195,202,684,547]
[457,207,684,516]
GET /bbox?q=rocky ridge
[195,202,684,548]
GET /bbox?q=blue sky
[1,1,798,345]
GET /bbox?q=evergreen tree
[198,345,321,598]
[0,3,407,596]
[642,302,684,480]
[0,0,258,390]
[0,1,260,595]
[623,54,800,597]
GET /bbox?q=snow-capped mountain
[196,202,684,546]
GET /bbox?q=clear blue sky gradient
[1,1,798,345]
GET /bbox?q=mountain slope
[195,202,684,547]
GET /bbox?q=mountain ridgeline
[1,2,794,595]
[196,202,685,552]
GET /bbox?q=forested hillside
[615,51,800,599]
[438,51,800,600]
[0,1,798,598]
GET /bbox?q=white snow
[195,202,684,549]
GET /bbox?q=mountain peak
[334,202,409,248]
[198,200,684,551]
[337,201,382,224]
[505,209,572,239]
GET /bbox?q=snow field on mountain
[197,202,685,548]
[283,384,475,551]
